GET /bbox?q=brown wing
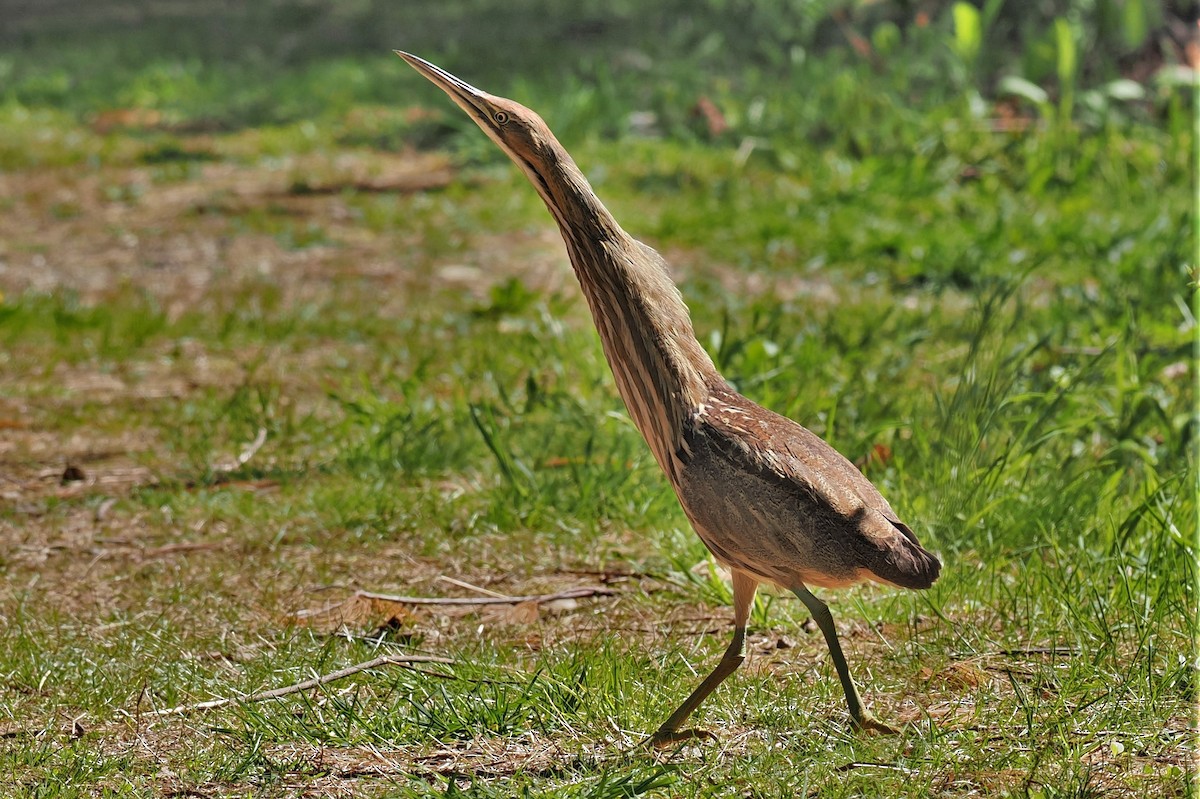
[677,382,940,590]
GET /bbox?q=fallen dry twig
[834,761,919,775]
[349,585,614,607]
[146,653,453,717]
[212,427,268,474]
[293,585,616,631]
[435,575,509,598]
[295,585,613,621]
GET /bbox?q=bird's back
[675,381,940,591]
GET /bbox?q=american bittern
[398,52,941,745]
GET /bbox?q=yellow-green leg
[647,570,758,747]
[792,585,899,734]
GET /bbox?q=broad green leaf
[872,21,901,56]
[999,74,1049,106]
[953,1,983,65]
[1103,78,1146,101]
[1055,17,1078,87]
[1122,0,1148,50]
[1155,65,1198,88]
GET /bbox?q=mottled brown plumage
[681,380,939,592]
[398,51,940,744]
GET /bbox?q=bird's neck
[530,150,720,476]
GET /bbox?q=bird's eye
[494,111,510,125]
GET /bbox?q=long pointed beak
[395,51,492,123]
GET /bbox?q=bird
[397,51,941,746]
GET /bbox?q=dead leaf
[921,661,991,689]
[855,443,893,471]
[844,29,875,62]
[507,600,539,625]
[691,97,729,137]
[293,593,418,632]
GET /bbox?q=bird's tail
[868,519,942,590]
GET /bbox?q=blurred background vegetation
[2,0,1195,139]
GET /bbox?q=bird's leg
[647,570,758,748]
[792,585,900,734]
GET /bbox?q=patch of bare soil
[0,147,575,313]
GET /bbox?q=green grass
[0,1,1195,797]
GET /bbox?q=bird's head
[396,51,564,195]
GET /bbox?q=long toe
[645,727,720,749]
[854,714,902,735]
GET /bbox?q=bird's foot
[644,726,719,749]
[852,713,901,735]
